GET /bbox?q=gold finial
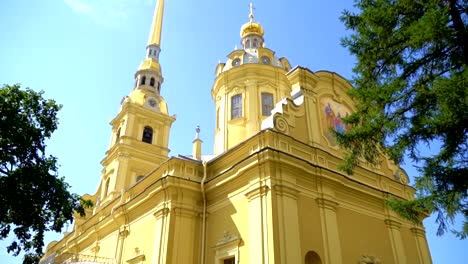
[249,3,255,22]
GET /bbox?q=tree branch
[448,0,468,65]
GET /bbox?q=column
[170,207,199,264]
[153,208,170,264]
[274,185,301,263]
[411,227,432,264]
[384,219,407,264]
[315,197,342,264]
[245,185,274,264]
[115,227,129,264]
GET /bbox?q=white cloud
[64,0,153,26]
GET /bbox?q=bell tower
[212,4,292,154]
[99,0,175,203]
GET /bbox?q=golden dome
[138,58,161,72]
[240,21,264,38]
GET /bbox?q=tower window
[142,126,153,144]
[157,82,161,93]
[261,93,274,116]
[245,39,251,49]
[253,38,258,48]
[140,76,146,85]
[104,178,110,197]
[150,77,155,87]
[115,127,121,143]
[231,94,242,119]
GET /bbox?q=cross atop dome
[249,3,255,22]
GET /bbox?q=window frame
[231,94,243,120]
[142,126,153,144]
[261,92,274,116]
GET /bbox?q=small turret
[192,126,203,160]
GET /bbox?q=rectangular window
[231,94,242,119]
[261,93,274,116]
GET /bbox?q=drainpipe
[200,161,208,264]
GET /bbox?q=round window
[232,58,241,67]
[261,56,271,65]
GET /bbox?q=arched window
[136,175,144,182]
[231,94,242,119]
[157,82,161,93]
[253,38,258,48]
[261,93,274,116]
[150,77,155,87]
[245,39,251,49]
[305,251,322,264]
[115,127,121,143]
[142,126,153,144]
[104,178,110,197]
[140,76,146,85]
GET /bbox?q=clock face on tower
[146,97,159,112]
[148,98,157,107]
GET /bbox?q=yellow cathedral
[41,1,432,264]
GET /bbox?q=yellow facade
[41,1,432,264]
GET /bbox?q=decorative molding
[384,219,402,229]
[153,208,170,219]
[410,227,426,237]
[214,231,240,247]
[359,255,382,264]
[119,228,129,238]
[315,197,339,211]
[173,207,198,218]
[90,242,100,254]
[273,185,299,200]
[213,231,241,264]
[126,247,145,264]
[274,115,290,134]
[245,185,270,201]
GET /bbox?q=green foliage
[339,0,468,237]
[0,84,92,263]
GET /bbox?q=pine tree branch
[448,0,468,65]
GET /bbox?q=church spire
[135,0,165,93]
[146,0,164,60]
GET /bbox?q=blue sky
[0,0,465,262]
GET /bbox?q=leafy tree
[0,84,91,263]
[339,0,468,238]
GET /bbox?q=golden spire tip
[249,3,255,22]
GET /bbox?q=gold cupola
[239,3,265,50]
[240,3,264,38]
